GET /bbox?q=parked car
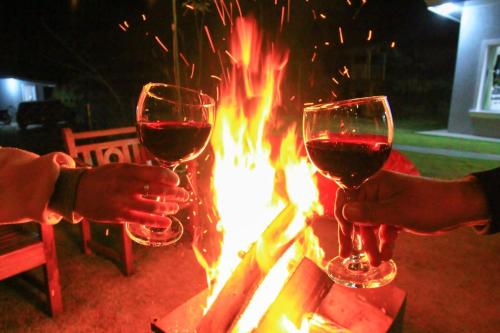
[16,100,74,130]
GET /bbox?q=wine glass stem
[343,187,360,253]
[342,187,370,272]
[352,226,363,254]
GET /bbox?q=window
[21,83,36,101]
[475,40,500,113]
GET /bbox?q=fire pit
[151,216,406,332]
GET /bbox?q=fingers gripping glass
[126,83,215,246]
[303,96,396,288]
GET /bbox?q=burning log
[255,257,333,332]
[197,203,304,333]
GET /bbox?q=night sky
[0,0,459,124]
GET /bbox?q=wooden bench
[61,126,149,276]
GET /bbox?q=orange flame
[193,16,324,328]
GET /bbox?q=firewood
[255,257,333,332]
[151,290,208,333]
[197,204,302,333]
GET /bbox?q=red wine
[306,137,391,188]
[138,121,212,165]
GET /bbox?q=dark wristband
[49,167,88,223]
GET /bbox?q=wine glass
[125,83,215,246]
[303,96,396,288]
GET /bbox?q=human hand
[336,170,489,265]
[334,188,398,267]
[74,163,190,226]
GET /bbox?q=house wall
[448,0,500,138]
[0,78,54,117]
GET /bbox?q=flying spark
[220,0,233,26]
[280,6,285,31]
[225,50,238,63]
[339,65,350,78]
[190,63,195,79]
[179,52,190,66]
[213,0,226,26]
[235,0,243,17]
[154,35,169,53]
[204,25,216,53]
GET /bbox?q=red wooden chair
[61,126,150,276]
[0,223,62,316]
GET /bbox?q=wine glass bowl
[126,83,215,247]
[303,96,396,288]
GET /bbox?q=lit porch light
[427,1,464,22]
[6,78,20,96]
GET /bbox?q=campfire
[195,16,327,331]
[152,15,405,333]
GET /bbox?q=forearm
[0,148,76,224]
[453,175,490,230]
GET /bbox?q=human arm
[0,147,189,226]
[335,169,493,265]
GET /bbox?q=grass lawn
[393,118,500,178]
[399,151,499,179]
[394,128,500,155]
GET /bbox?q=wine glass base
[326,256,397,288]
[125,217,184,247]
